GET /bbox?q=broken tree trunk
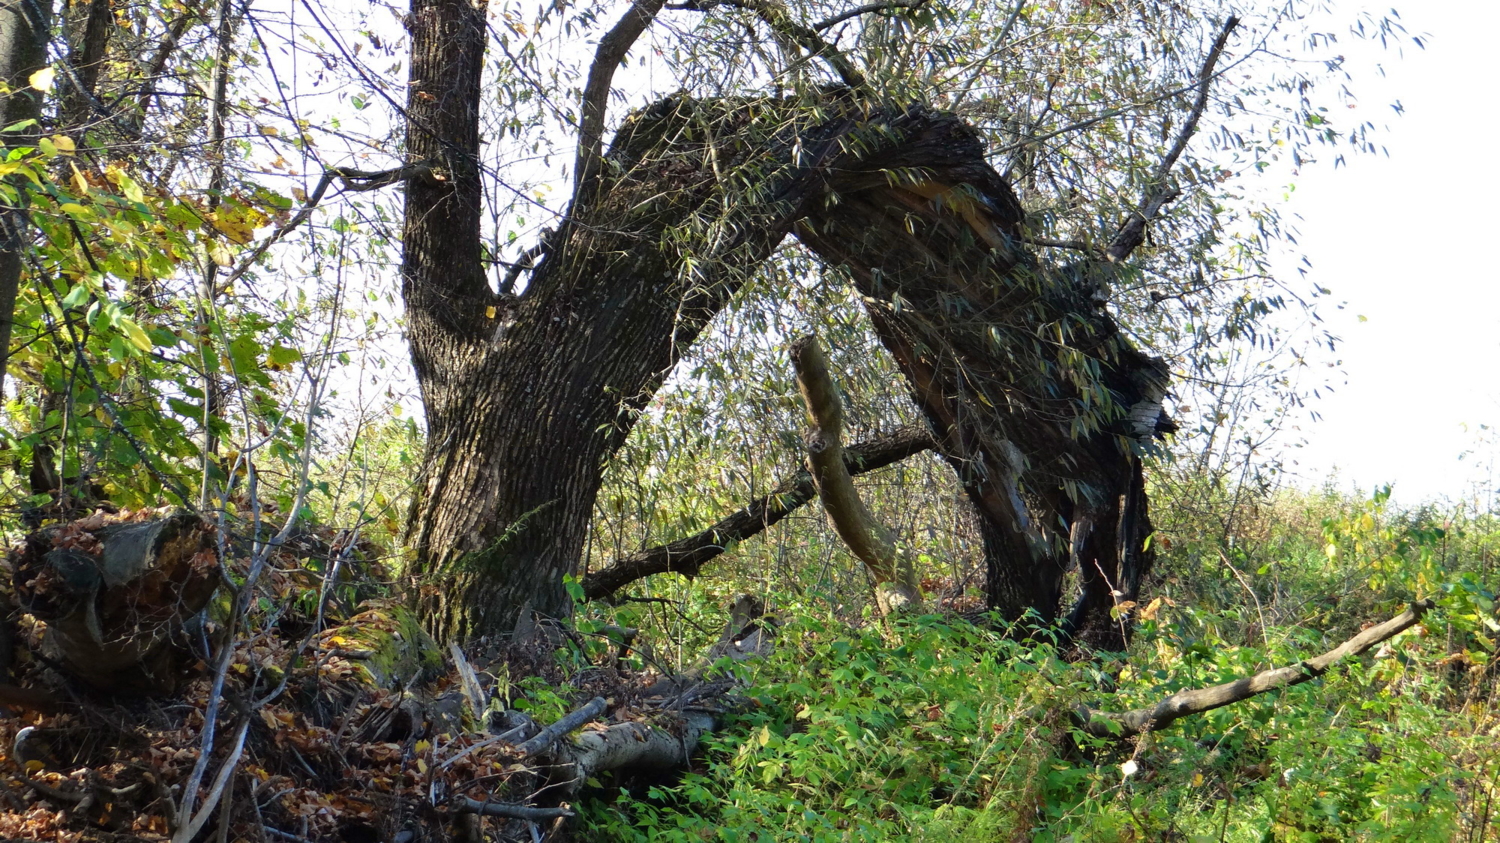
[10,509,220,693]
[790,334,922,615]
[795,112,1170,648]
[1075,599,1435,739]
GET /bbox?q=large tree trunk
[399,0,862,643]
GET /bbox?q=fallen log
[1075,599,1435,739]
[582,425,933,600]
[10,508,220,693]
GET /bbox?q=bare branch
[454,798,574,820]
[790,335,921,615]
[215,158,439,295]
[515,696,608,757]
[581,424,933,600]
[812,0,926,32]
[573,0,668,202]
[1076,599,1435,739]
[1105,15,1240,263]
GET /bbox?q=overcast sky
[1266,1,1500,504]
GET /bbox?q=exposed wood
[1075,599,1436,739]
[581,424,934,600]
[790,335,921,615]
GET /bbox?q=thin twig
[812,0,925,31]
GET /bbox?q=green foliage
[576,481,1500,841]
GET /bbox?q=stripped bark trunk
[790,334,921,614]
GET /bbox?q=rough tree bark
[400,0,869,642]
[0,0,52,400]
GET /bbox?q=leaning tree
[395,0,1391,645]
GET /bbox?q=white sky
[1269,0,1500,504]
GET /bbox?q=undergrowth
[578,485,1500,841]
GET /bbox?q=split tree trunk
[399,0,865,642]
[401,0,1169,646]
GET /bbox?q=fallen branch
[581,425,933,600]
[453,797,574,820]
[551,709,719,794]
[1075,599,1435,739]
[790,335,921,615]
[516,696,608,757]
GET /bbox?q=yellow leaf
[118,317,153,352]
[1192,772,1205,787]
[59,202,88,215]
[485,306,496,319]
[209,241,233,266]
[50,135,75,155]
[28,67,54,91]
[258,125,279,137]
[69,163,88,195]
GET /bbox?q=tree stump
[10,508,219,693]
